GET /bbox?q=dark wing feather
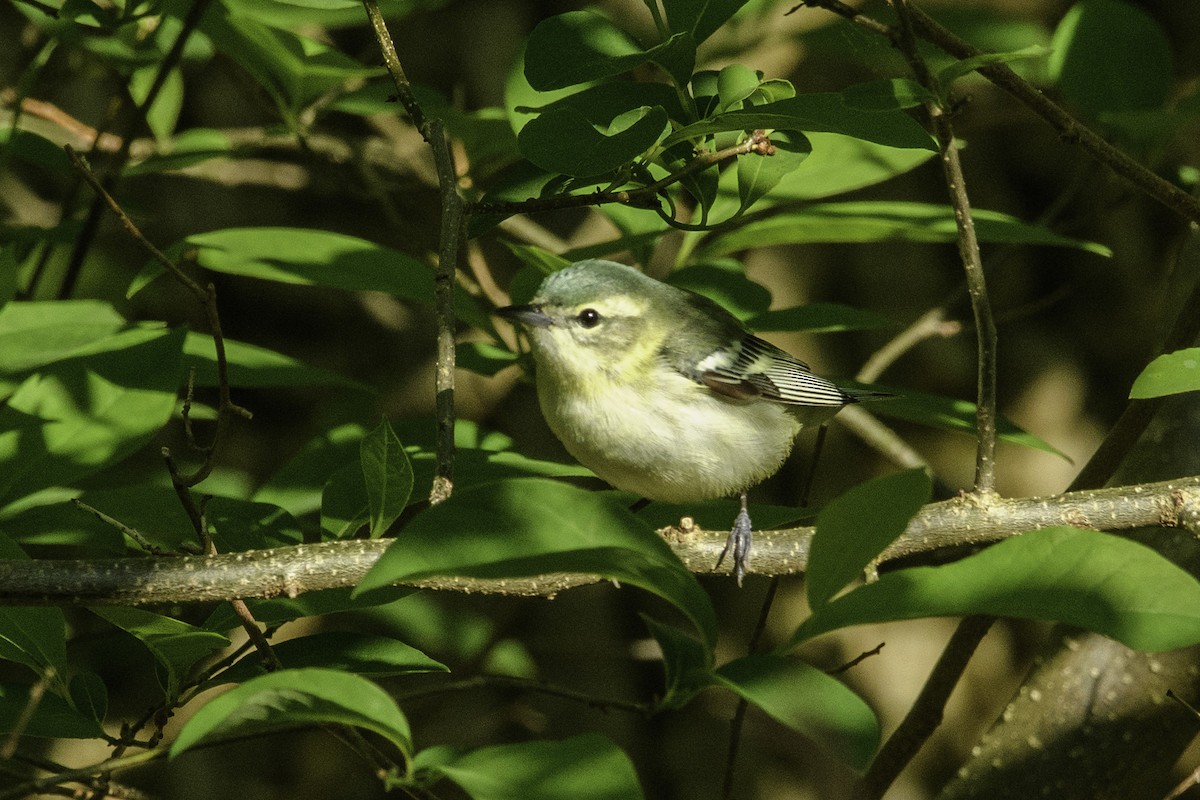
[700,335,852,407]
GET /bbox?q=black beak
[495,304,553,328]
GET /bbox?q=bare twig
[59,0,216,297]
[720,579,782,800]
[828,643,886,676]
[888,0,997,494]
[0,667,53,759]
[71,499,174,557]
[399,673,652,715]
[229,599,282,672]
[65,146,252,490]
[852,615,995,799]
[363,0,462,504]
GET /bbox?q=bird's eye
[577,308,602,328]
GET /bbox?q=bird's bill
[495,304,553,328]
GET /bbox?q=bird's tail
[842,386,895,404]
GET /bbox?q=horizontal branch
[1,477,1197,606]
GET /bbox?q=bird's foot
[716,507,753,587]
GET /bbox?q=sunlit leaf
[91,607,229,701]
[420,734,644,800]
[806,469,931,608]
[714,654,879,769]
[171,668,412,758]
[1129,348,1200,399]
[356,479,718,648]
[790,527,1200,652]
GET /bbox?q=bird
[496,259,880,584]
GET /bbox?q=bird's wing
[698,334,851,407]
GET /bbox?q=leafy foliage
[0,0,1196,798]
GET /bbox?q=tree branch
[800,0,1200,227]
[1,477,1196,606]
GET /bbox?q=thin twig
[65,146,252,489]
[720,579,781,800]
[828,643,886,676]
[229,599,282,672]
[857,308,962,384]
[398,673,652,715]
[71,499,174,556]
[364,0,462,504]
[853,615,995,800]
[59,0,215,297]
[0,667,53,759]
[361,0,428,137]
[889,0,997,494]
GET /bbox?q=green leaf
[524,11,693,90]
[1049,0,1172,119]
[841,78,934,110]
[424,734,644,800]
[321,459,370,538]
[642,617,713,710]
[702,201,1112,257]
[170,668,412,758]
[736,130,811,216]
[69,672,108,729]
[937,45,1051,89]
[255,422,366,518]
[214,632,447,685]
[790,527,1200,652]
[199,4,382,121]
[0,683,104,739]
[747,303,892,333]
[130,64,183,141]
[184,227,434,303]
[664,93,936,151]
[0,300,126,374]
[91,607,229,702]
[664,0,750,44]
[361,419,414,538]
[0,328,185,506]
[518,105,669,177]
[458,342,520,377]
[356,479,718,648]
[184,332,369,390]
[806,469,931,608]
[714,654,879,770]
[726,131,935,208]
[514,81,686,138]
[0,129,72,172]
[207,497,306,552]
[124,128,234,176]
[868,387,1069,460]
[1129,348,1200,399]
[0,604,69,692]
[501,242,572,274]
[666,261,772,322]
[716,64,760,112]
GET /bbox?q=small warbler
[497,259,878,583]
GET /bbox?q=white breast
[537,371,803,503]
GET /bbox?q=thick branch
[0,477,1196,606]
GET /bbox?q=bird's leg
[715,492,753,586]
